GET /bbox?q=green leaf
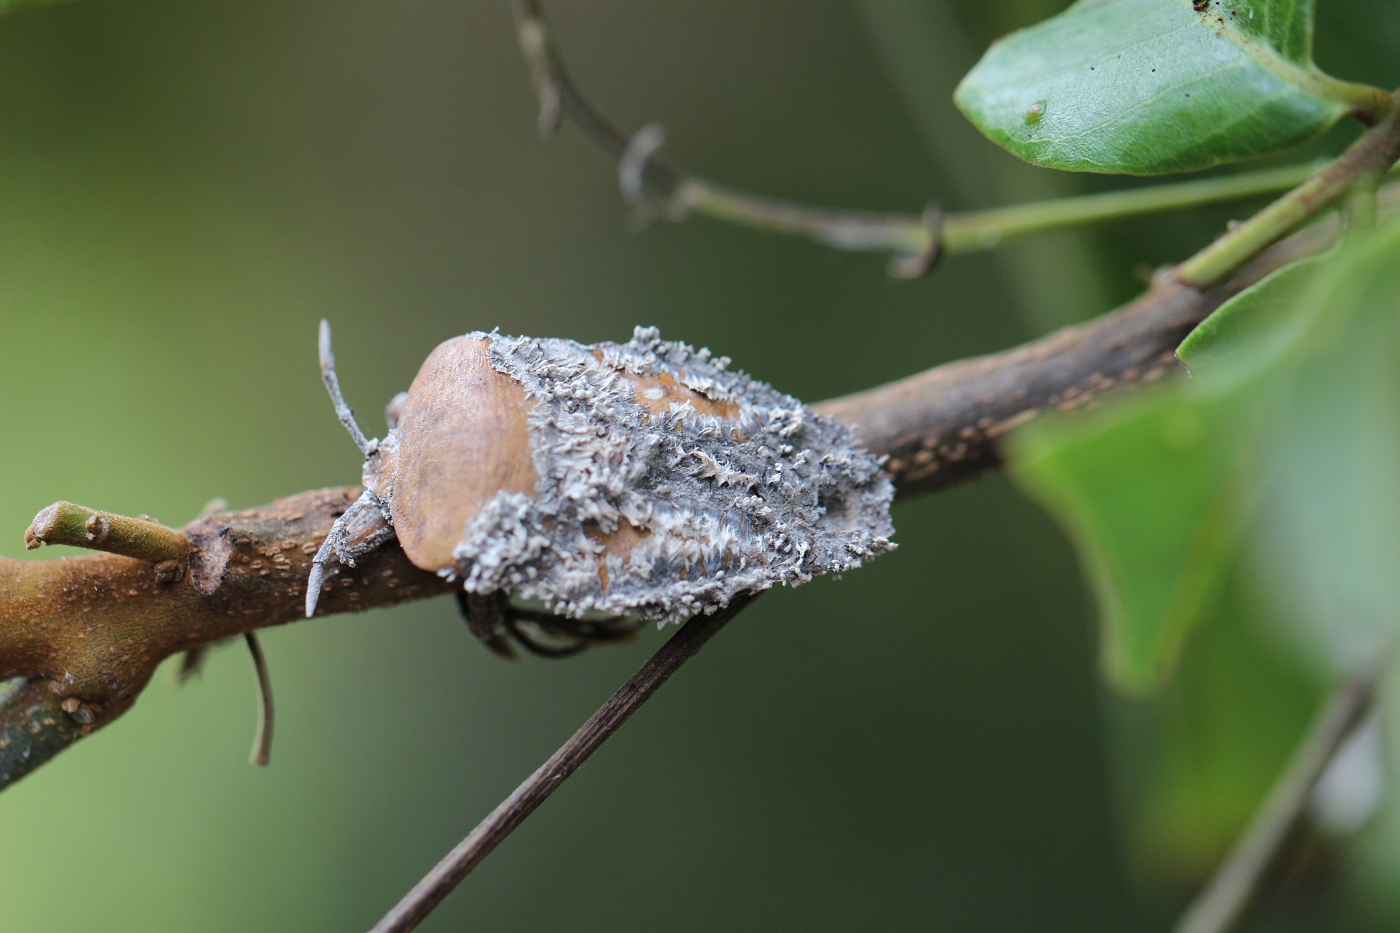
[1009,246,1333,693]
[1106,570,1322,886]
[1177,252,1329,371]
[954,0,1356,175]
[1252,218,1400,673]
[1009,217,1400,696]
[1010,384,1260,693]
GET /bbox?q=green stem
[24,501,190,580]
[678,161,1341,275]
[1177,99,1400,288]
[941,163,1334,251]
[1307,67,1394,124]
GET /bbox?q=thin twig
[366,592,756,933]
[1174,671,1379,933]
[24,501,189,564]
[24,501,191,582]
[244,632,275,767]
[509,0,1361,277]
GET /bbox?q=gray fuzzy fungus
[444,326,895,625]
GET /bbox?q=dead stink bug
[307,322,895,654]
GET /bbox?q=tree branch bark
[0,181,1388,792]
[0,488,451,787]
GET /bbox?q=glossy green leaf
[955,0,1353,175]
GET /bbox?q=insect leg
[511,607,642,645]
[305,533,339,618]
[456,590,518,660]
[304,489,394,617]
[457,594,643,660]
[504,613,588,658]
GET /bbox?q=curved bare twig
[367,593,756,933]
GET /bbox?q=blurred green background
[0,1,1395,930]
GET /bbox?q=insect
[307,322,895,656]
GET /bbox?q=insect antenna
[318,319,376,456]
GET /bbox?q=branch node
[60,696,95,726]
[888,202,943,278]
[619,122,684,227]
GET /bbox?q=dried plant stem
[366,593,755,933]
[1174,671,1379,933]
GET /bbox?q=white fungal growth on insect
[307,325,895,625]
[452,327,894,623]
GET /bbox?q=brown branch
[0,488,451,787]
[817,208,1351,497]
[0,181,1375,803]
[367,592,755,933]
